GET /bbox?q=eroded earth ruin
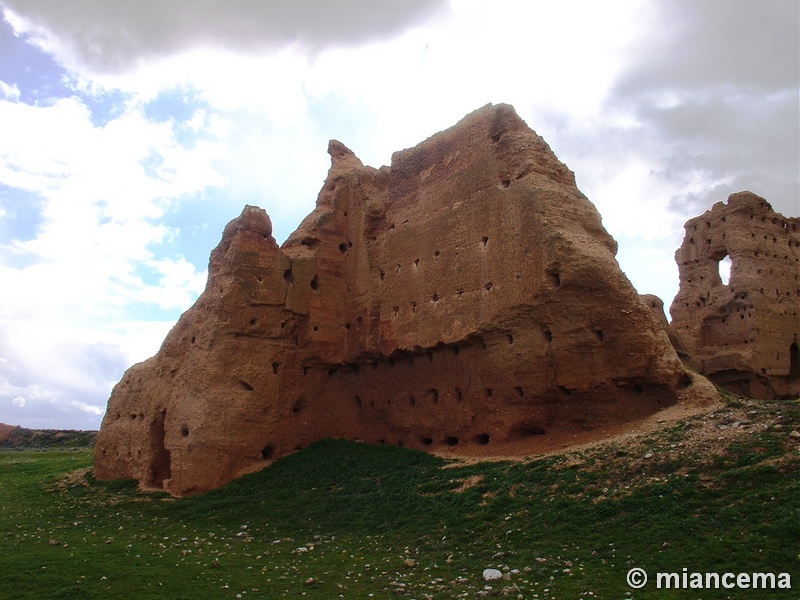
[94,104,717,495]
[670,192,800,399]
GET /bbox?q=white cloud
[0,80,20,102]
[0,88,228,427]
[11,395,24,407]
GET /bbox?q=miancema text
[657,569,792,590]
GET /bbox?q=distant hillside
[0,423,96,448]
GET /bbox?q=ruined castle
[670,192,800,399]
[93,104,795,495]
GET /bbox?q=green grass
[1,397,798,599]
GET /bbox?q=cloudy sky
[0,0,797,430]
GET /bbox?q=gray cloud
[617,0,798,93]
[610,0,799,216]
[1,0,448,72]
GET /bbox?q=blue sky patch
[160,192,241,270]
[0,183,44,243]
[0,18,130,125]
[0,18,71,105]
[143,86,207,123]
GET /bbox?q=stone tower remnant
[94,104,716,495]
[670,192,800,399]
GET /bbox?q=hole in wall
[292,398,305,413]
[429,389,439,404]
[250,318,257,326]
[485,388,493,397]
[283,267,294,283]
[261,445,274,460]
[444,436,459,446]
[514,386,524,397]
[301,237,319,249]
[419,436,433,446]
[542,327,553,342]
[310,275,319,291]
[190,336,196,344]
[484,282,493,291]
[239,380,254,392]
[546,269,561,287]
[507,334,514,344]
[455,387,463,402]
[410,394,416,407]
[354,395,362,409]
[513,422,546,436]
[339,242,348,254]
[181,425,189,437]
[474,433,490,445]
[595,330,604,341]
[481,236,489,247]
[501,179,510,188]
[272,362,280,374]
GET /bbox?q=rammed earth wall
[94,104,717,495]
[670,192,800,399]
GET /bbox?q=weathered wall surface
[94,104,716,495]
[670,192,800,399]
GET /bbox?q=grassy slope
[0,394,798,599]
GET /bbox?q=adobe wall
[94,104,716,495]
[670,192,800,399]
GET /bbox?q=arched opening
[147,410,171,488]
[718,254,732,286]
[789,342,800,379]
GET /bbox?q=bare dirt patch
[437,389,725,467]
[51,467,92,491]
